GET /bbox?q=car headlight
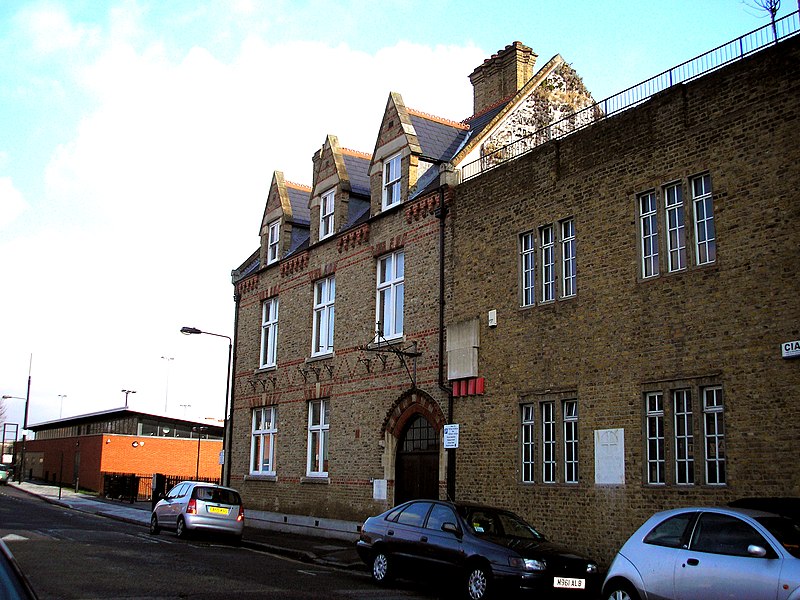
[508,557,547,571]
[586,563,598,574]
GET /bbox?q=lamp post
[180,326,232,486]
[161,356,174,413]
[5,354,32,483]
[58,394,67,419]
[192,425,208,480]
[121,389,136,408]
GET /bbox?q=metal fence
[102,472,220,502]
[462,11,800,181]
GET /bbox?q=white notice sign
[782,341,800,358]
[443,424,460,449]
[594,429,625,485]
[373,479,387,500]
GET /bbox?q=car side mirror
[442,522,462,537]
[747,544,768,558]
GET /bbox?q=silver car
[602,506,800,600]
[149,481,244,542]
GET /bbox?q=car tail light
[237,506,244,522]
[187,499,197,514]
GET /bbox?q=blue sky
[0,0,794,432]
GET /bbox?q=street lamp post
[161,356,174,413]
[58,394,67,419]
[5,354,33,483]
[193,425,208,480]
[121,389,136,408]
[180,326,232,486]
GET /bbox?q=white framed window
[540,225,555,302]
[306,399,329,477]
[673,390,694,485]
[267,219,281,265]
[541,402,556,484]
[250,406,277,475]
[382,153,402,210]
[665,183,686,272]
[703,387,726,485]
[320,188,335,240]
[521,404,535,482]
[646,392,665,485]
[563,400,578,484]
[692,174,716,265]
[260,297,279,368]
[561,218,576,297]
[312,276,335,356]
[639,191,659,278]
[376,250,404,340]
[520,232,536,307]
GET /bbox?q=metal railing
[462,11,799,181]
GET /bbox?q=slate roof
[342,152,371,197]
[460,101,510,151]
[410,112,470,162]
[408,101,510,199]
[286,185,311,225]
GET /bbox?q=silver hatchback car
[149,481,244,542]
[602,506,800,600]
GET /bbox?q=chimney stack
[469,41,537,115]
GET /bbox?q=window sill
[301,476,330,485]
[254,365,277,374]
[245,473,277,482]
[367,335,405,350]
[306,352,334,363]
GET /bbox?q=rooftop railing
[462,11,800,181]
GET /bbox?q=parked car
[356,499,600,599]
[602,506,800,600]
[0,539,38,599]
[149,481,244,542]
[0,465,11,484]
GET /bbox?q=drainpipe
[434,163,456,501]
[225,291,241,488]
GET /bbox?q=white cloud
[16,3,99,57]
[0,177,27,228]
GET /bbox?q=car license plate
[554,577,585,589]
[208,506,229,515]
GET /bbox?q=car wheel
[465,564,491,600]
[176,516,189,539]
[371,550,392,584]
[605,581,640,600]
[149,514,160,535]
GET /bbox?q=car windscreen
[756,516,800,558]
[194,487,241,505]
[464,508,544,540]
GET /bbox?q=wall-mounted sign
[782,340,800,359]
[443,424,460,449]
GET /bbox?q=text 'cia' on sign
[782,340,800,359]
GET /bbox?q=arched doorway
[394,414,439,504]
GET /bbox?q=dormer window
[382,153,402,210]
[320,189,335,240]
[267,219,281,265]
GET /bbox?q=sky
[0,0,795,434]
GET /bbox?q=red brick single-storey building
[19,408,223,496]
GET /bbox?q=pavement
[6,480,366,572]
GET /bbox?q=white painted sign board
[782,340,800,358]
[443,424,460,449]
[594,428,625,485]
[373,479,387,500]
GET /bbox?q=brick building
[21,408,223,495]
[230,21,800,564]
